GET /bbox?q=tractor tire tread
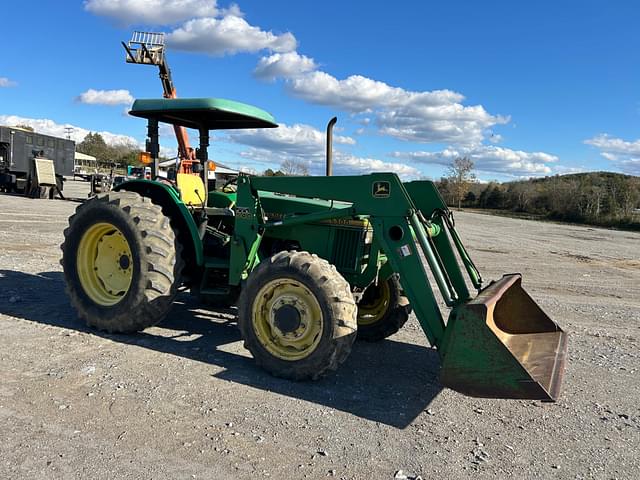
[238,250,357,381]
[61,191,183,333]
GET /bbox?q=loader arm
[232,173,475,347]
[232,173,568,401]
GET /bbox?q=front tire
[238,251,357,380]
[61,191,183,333]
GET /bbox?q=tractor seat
[176,173,205,207]
[208,190,236,209]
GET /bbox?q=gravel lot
[1,180,639,479]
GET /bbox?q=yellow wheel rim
[251,278,323,361]
[357,279,391,326]
[76,222,133,306]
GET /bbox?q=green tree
[110,141,142,167]
[463,190,477,207]
[77,132,110,163]
[435,177,456,206]
[478,182,505,209]
[263,168,286,176]
[77,133,141,171]
[486,185,506,209]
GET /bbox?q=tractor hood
[259,191,352,220]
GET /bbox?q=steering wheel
[221,176,238,193]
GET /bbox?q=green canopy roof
[129,97,278,130]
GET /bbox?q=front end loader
[61,97,567,401]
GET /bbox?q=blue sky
[1,0,639,180]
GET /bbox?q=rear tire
[61,191,183,333]
[238,251,357,380]
[356,274,411,342]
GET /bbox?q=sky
[1,0,639,180]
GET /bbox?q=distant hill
[517,171,638,185]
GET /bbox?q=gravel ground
[1,180,639,479]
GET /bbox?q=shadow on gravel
[0,269,442,428]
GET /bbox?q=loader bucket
[439,274,567,401]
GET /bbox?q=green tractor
[61,97,567,400]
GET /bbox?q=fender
[114,179,204,276]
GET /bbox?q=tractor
[60,95,567,401]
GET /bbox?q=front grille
[331,228,365,272]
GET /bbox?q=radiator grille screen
[331,228,365,272]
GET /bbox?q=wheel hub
[252,279,323,361]
[119,254,130,270]
[273,303,301,333]
[77,222,133,306]
[357,279,391,325]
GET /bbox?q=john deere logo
[372,181,390,198]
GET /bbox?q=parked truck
[0,126,74,195]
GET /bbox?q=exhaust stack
[326,117,337,176]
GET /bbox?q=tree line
[75,132,317,175]
[263,159,310,176]
[72,133,640,230]
[77,132,142,168]
[437,158,640,230]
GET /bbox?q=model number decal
[236,207,251,218]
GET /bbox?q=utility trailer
[0,126,74,195]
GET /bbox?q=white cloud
[287,72,461,112]
[84,0,218,25]
[333,153,420,178]
[159,144,180,158]
[0,114,138,147]
[254,52,317,81]
[226,122,419,178]
[228,122,355,156]
[77,89,134,106]
[84,1,538,165]
[87,0,507,148]
[166,15,296,56]
[87,0,295,56]
[391,145,558,178]
[258,67,508,145]
[585,134,640,175]
[585,134,640,156]
[488,133,503,144]
[238,147,419,178]
[0,77,17,87]
[553,165,587,175]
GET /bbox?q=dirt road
[1,185,639,479]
